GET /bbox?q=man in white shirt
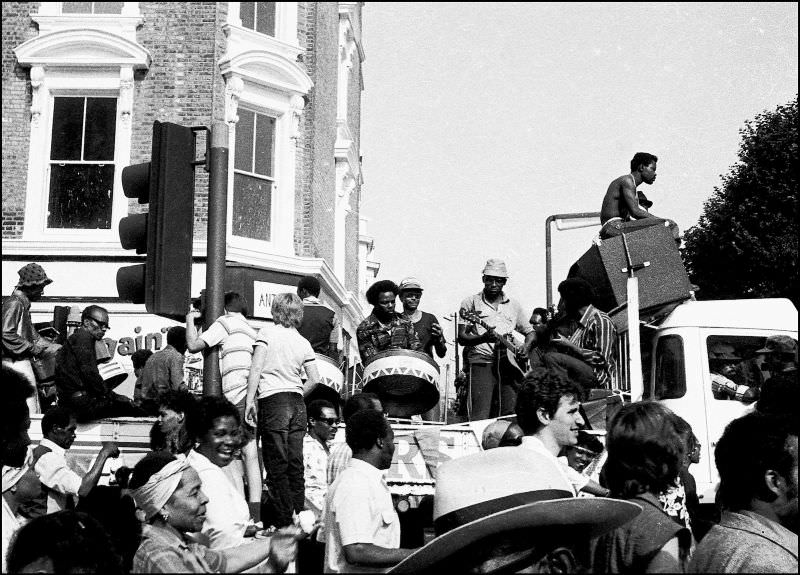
[323,409,415,573]
[186,292,262,518]
[515,369,609,497]
[327,393,384,486]
[22,407,119,517]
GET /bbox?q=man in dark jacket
[55,305,142,422]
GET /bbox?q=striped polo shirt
[200,312,258,406]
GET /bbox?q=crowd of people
[2,245,797,573]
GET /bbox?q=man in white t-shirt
[186,292,262,517]
[245,293,321,529]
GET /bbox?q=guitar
[459,309,529,379]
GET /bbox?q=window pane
[62,2,93,13]
[235,110,255,172]
[93,2,124,13]
[240,2,255,29]
[253,114,275,177]
[256,2,276,36]
[51,98,84,161]
[84,98,117,161]
[654,335,686,399]
[47,164,114,229]
[233,173,271,241]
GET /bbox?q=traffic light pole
[203,122,229,397]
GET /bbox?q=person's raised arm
[184,309,207,353]
[458,323,496,347]
[78,442,120,497]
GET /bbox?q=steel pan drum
[362,349,440,417]
[305,353,344,408]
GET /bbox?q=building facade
[2,2,379,387]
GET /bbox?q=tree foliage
[682,97,798,307]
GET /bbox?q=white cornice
[15,28,151,69]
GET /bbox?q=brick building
[2,2,379,388]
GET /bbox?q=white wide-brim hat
[389,447,640,574]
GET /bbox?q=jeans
[258,392,306,528]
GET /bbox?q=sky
[360,2,798,372]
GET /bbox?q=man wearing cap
[55,305,142,422]
[398,277,446,361]
[709,342,758,403]
[297,276,341,360]
[2,263,57,414]
[388,447,640,574]
[458,259,534,420]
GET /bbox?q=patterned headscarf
[131,458,190,521]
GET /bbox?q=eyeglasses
[317,418,339,426]
[483,276,507,285]
[88,316,109,330]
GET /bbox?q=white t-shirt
[200,313,258,406]
[254,324,317,399]
[323,458,400,573]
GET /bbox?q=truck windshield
[654,335,686,399]
[707,335,768,404]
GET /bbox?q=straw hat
[389,447,640,573]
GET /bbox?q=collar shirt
[2,290,41,358]
[327,442,353,486]
[186,449,250,550]
[199,313,258,406]
[356,312,422,362]
[33,438,82,513]
[459,292,533,364]
[688,510,798,573]
[519,436,579,496]
[324,458,400,573]
[140,345,186,402]
[567,305,618,388]
[133,523,227,573]
[303,433,329,519]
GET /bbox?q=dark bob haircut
[365,280,399,307]
[603,401,683,499]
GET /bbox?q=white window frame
[11,3,149,253]
[227,2,297,45]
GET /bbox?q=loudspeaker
[567,224,691,313]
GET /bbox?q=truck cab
[615,297,797,503]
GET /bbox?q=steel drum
[305,353,344,408]
[362,349,440,417]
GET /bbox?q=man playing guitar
[458,259,535,420]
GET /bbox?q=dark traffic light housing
[117,121,196,319]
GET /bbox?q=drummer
[297,276,340,361]
[398,277,447,360]
[357,280,422,362]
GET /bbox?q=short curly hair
[185,395,241,443]
[345,409,391,453]
[603,401,683,498]
[365,280,399,307]
[515,368,586,435]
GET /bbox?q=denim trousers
[258,392,307,528]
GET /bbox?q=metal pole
[203,122,228,397]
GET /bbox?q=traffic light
[116,121,196,319]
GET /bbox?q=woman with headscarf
[130,451,299,573]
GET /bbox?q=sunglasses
[483,276,507,285]
[316,418,339,426]
[88,316,109,330]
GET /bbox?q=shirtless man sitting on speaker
[600,152,680,243]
